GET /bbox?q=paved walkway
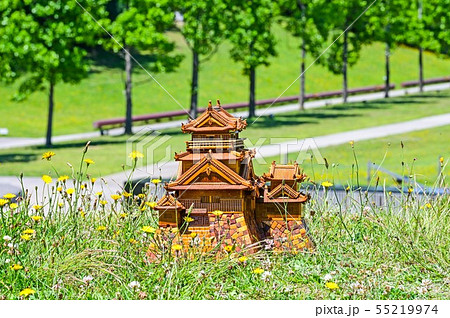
[1,82,449,150]
[2,112,449,204]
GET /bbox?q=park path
[1,112,449,204]
[0,82,449,150]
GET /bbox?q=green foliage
[0,0,108,99]
[318,0,374,74]
[223,0,278,73]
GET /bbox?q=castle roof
[181,100,247,134]
[155,193,185,211]
[262,161,306,182]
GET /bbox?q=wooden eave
[174,151,245,162]
[155,194,185,210]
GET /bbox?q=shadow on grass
[0,153,37,163]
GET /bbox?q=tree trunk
[124,46,133,135]
[249,66,256,118]
[342,31,348,103]
[419,46,424,92]
[299,38,306,110]
[45,82,54,147]
[384,42,390,98]
[190,50,199,119]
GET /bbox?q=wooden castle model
[155,100,313,252]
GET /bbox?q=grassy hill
[1,26,449,138]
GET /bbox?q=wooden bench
[93,84,395,134]
[401,76,450,88]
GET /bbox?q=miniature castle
[155,100,312,252]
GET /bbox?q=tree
[0,0,108,147]
[224,0,277,118]
[175,0,225,119]
[278,0,329,109]
[368,0,406,97]
[318,0,374,103]
[106,0,182,134]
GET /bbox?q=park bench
[93,84,395,134]
[401,76,450,88]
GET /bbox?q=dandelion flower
[10,203,18,209]
[349,140,354,147]
[42,151,55,160]
[96,226,106,231]
[3,193,16,199]
[151,178,161,184]
[33,205,42,210]
[145,201,157,208]
[325,282,339,290]
[190,232,197,238]
[129,238,138,244]
[10,264,23,271]
[253,268,264,274]
[66,188,75,195]
[0,199,8,206]
[57,175,69,182]
[224,245,233,253]
[171,228,179,234]
[57,187,63,192]
[129,151,144,160]
[425,203,432,208]
[122,191,132,198]
[91,177,97,183]
[96,191,103,196]
[80,210,86,218]
[111,194,121,201]
[120,213,128,218]
[31,216,43,222]
[99,200,107,206]
[84,158,95,165]
[42,175,52,184]
[19,288,35,297]
[172,244,183,251]
[21,234,31,241]
[440,157,444,164]
[238,256,248,263]
[138,193,145,199]
[321,181,333,188]
[184,216,194,223]
[141,226,156,234]
[408,188,413,193]
[22,229,35,234]
[212,210,224,217]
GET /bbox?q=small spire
[208,100,212,109]
[216,99,221,107]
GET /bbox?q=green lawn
[0,91,448,180]
[1,25,450,138]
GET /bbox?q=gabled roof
[166,153,253,190]
[267,183,300,199]
[181,100,247,134]
[155,193,185,210]
[263,161,306,181]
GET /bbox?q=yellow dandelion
[120,213,128,218]
[57,187,62,192]
[129,238,138,244]
[122,191,132,198]
[425,203,432,208]
[238,256,248,263]
[408,188,413,193]
[141,226,156,234]
[57,175,69,182]
[128,151,144,160]
[440,157,444,164]
[253,268,264,274]
[10,203,18,209]
[171,228,179,234]
[137,193,145,199]
[190,232,197,238]
[224,245,234,253]
[326,282,339,290]
[80,184,85,189]
[31,216,43,222]
[212,210,224,217]
[21,234,31,241]
[23,229,35,235]
[172,244,183,251]
[80,210,86,218]
[111,194,121,201]
[349,140,354,147]
[3,193,16,199]
[42,175,52,184]
[58,202,64,208]
[145,201,157,208]
[184,216,194,223]
[97,226,106,231]
[91,177,97,184]
[96,191,103,196]
[19,288,36,297]
[42,151,55,161]
[84,158,95,165]
[33,205,42,210]
[99,200,107,206]
[151,178,161,184]
[0,199,8,207]
[321,181,333,188]
[66,188,75,195]
[10,264,23,271]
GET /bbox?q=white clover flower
[7,243,13,248]
[5,259,11,264]
[261,271,272,282]
[3,235,12,241]
[128,281,140,289]
[83,275,94,284]
[323,273,333,281]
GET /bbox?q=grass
[1,25,450,138]
[254,125,450,187]
[0,148,448,300]
[0,91,449,179]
